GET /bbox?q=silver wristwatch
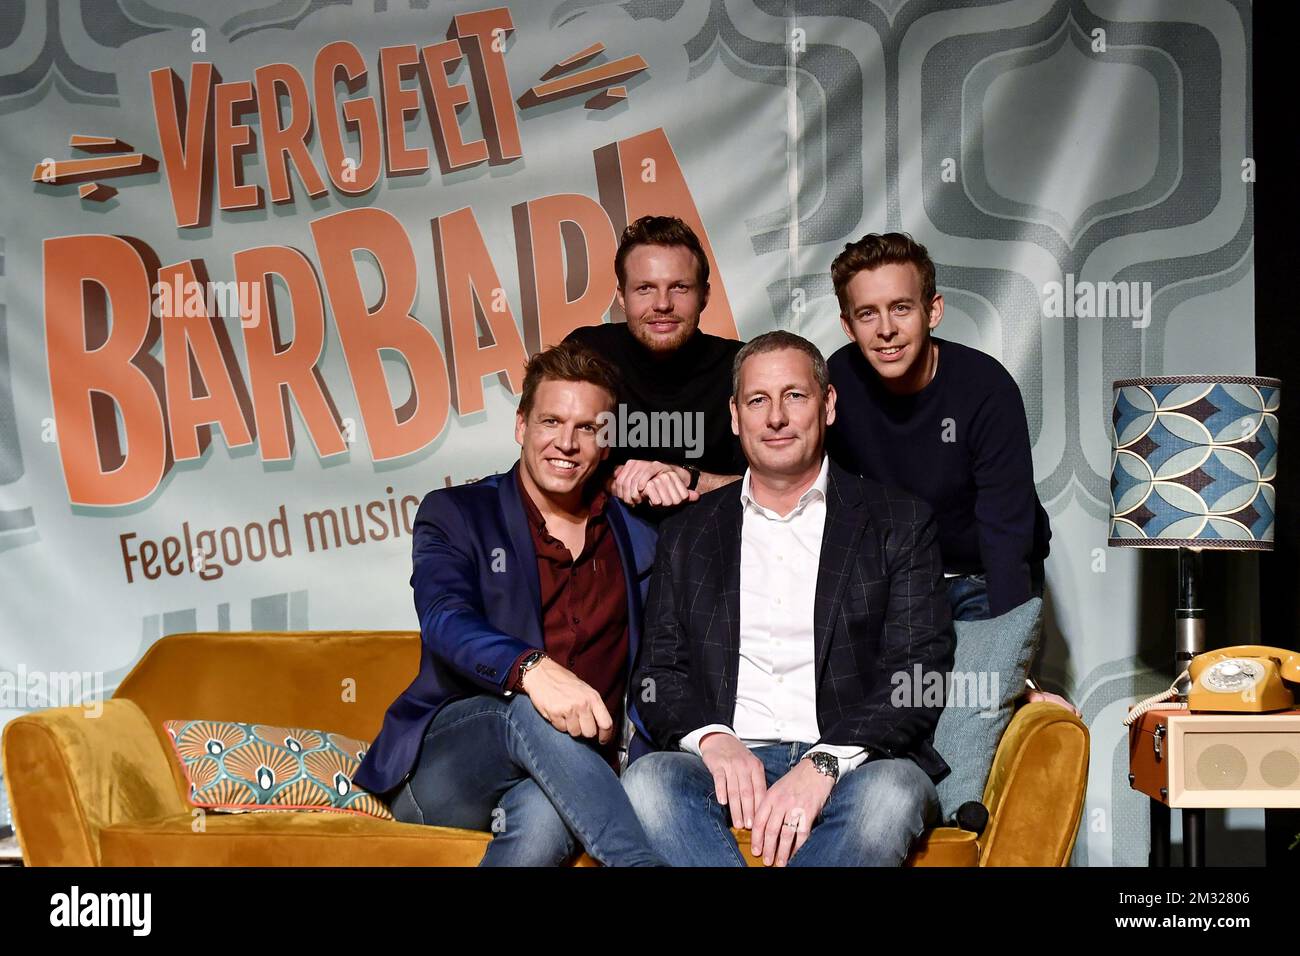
[804,750,840,781]
[517,650,546,688]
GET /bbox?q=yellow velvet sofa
[2,630,1089,867]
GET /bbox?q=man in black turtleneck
[564,216,745,518]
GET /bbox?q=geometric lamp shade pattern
[1110,375,1281,549]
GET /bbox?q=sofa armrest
[978,701,1089,867]
[2,699,188,866]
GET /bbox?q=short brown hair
[518,341,621,418]
[732,331,830,401]
[831,232,937,314]
[614,215,710,289]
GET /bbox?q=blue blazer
[353,463,659,796]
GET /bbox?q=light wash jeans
[388,694,664,867]
[622,741,939,867]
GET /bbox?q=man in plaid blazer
[623,330,955,866]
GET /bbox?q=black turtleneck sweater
[563,323,746,481]
[827,337,1051,617]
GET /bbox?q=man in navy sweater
[824,232,1075,712]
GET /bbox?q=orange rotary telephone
[1125,646,1300,726]
[1187,646,1300,711]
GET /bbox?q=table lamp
[1109,375,1281,685]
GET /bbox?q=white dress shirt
[679,456,868,780]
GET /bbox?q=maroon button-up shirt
[510,480,629,770]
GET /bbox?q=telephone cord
[1123,671,1190,726]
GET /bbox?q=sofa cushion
[97,811,983,868]
[99,812,491,866]
[931,597,1042,823]
[903,827,981,867]
[163,719,392,819]
[726,825,978,868]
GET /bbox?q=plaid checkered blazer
[633,459,955,781]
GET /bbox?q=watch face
[809,752,838,777]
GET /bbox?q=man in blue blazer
[353,342,664,866]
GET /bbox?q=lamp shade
[1110,375,1280,549]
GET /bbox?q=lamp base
[1174,547,1206,697]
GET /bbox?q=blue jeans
[946,574,992,622]
[622,742,940,866]
[946,564,1045,622]
[387,694,664,867]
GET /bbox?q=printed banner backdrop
[0,0,1254,866]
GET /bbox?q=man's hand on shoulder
[611,460,699,507]
[699,732,767,831]
[751,757,834,867]
[519,658,614,743]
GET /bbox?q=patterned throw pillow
[163,719,393,820]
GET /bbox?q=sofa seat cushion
[903,827,980,866]
[99,812,980,867]
[570,826,980,867]
[725,826,977,867]
[99,812,492,866]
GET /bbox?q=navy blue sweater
[827,338,1050,616]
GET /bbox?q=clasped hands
[698,731,833,868]
[609,460,699,508]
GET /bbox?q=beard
[628,313,697,354]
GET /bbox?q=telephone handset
[1124,646,1300,726]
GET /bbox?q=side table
[1129,706,1300,866]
